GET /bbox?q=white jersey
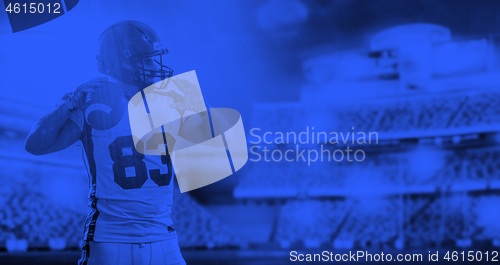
[71,79,181,243]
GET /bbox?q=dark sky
[297,0,500,50]
[249,0,500,102]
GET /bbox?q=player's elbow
[24,135,46,155]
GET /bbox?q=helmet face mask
[96,20,173,89]
[138,53,173,89]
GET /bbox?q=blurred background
[1,0,500,264]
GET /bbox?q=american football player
[25,20,221,265]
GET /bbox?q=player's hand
[169,78,205,113]
[64,78,106,112]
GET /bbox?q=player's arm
[178,111,212,143]
[177,108,233,151]
[25,80,101,155]
[179,109,232,142]
[25,104,82,155]
[168,78,232,144]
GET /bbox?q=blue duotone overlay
[1,1,500,264]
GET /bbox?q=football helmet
[96,20,173,88]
